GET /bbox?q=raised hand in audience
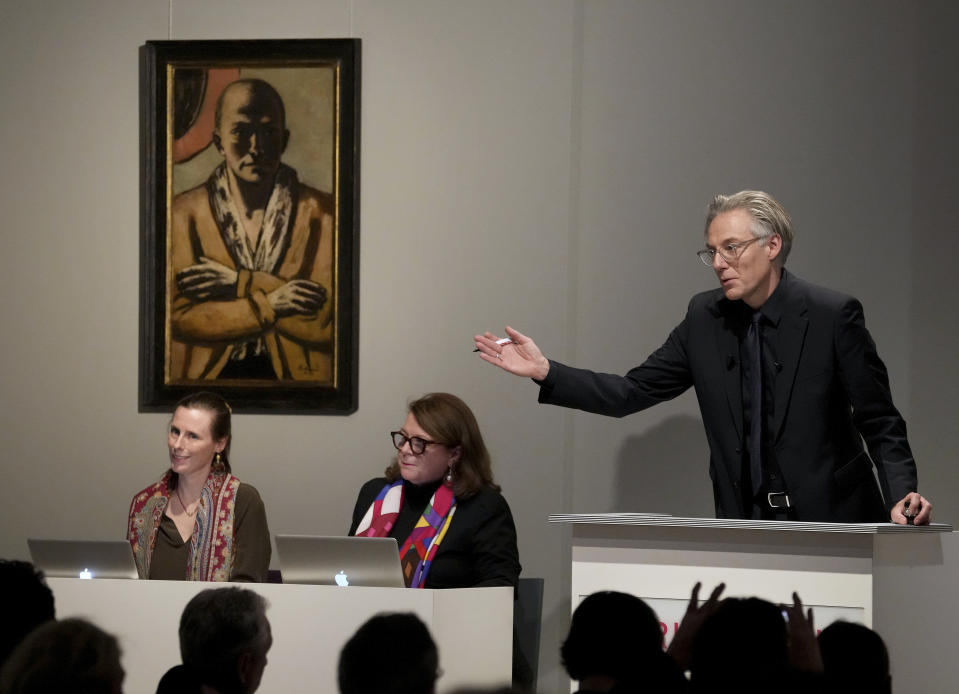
[666,581,725,671]
[783,592,823,673]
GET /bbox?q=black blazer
[349,478,521,588]
[539,269,917,522]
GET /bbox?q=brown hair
[384,393,499,499]
[168,392,233,489]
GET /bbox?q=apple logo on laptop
[334,570,349,587]
[79,568,93,580]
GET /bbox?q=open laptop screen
[275,535,405,587]
[27,539,139,580]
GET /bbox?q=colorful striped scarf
[354,480,457,588]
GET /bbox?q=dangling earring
[214,451,225,472]
[445,464,454,485]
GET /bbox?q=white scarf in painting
[207,161,297,360]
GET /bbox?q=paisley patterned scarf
[127,470,241,581]
[354,480,457,588]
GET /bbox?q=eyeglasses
[390,431,443,455]
[697,237,762,266]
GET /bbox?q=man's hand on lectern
[891,491,932,525]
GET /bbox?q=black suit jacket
[539,269,917,522]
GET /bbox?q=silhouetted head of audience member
[689,597,788,692]
[155,664,203,694]
[818,621,891,694]
[561,591,682,693]
[179,587,272,694]
[338,613,439,694]
[0,617,123,694]
[0,560,55,670]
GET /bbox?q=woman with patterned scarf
[349,392,521,588]
[127,392,271,581]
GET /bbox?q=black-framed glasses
[390,431,443,455]
[696,237,762,266]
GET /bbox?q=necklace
[175,485,199,517]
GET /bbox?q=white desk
[48,579,513,694]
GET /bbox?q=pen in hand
[473,337,513,352]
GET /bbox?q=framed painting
[138,39,360,414]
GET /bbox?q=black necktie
[745,311,763,496]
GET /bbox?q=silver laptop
[27,539,139,580]
[275,535,405,587]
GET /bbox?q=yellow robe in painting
[169,164,335,382]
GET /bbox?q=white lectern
[48,579,513,694]
[550,514,956,689]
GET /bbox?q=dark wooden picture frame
[139,39,360,414]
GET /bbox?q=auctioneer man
[475,190,931,524]
[170,78,334,382]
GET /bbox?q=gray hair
[705,190,794,266]
[179,587,269,691]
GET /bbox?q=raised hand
[784,592,823,672]
[473,326,551,381]
[666,581,725,670]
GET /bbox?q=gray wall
[1,1,955,691]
